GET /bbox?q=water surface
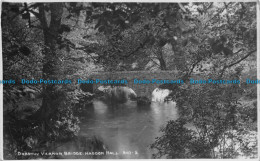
[56,100,178,159]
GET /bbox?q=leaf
[86,6,93,11]
[102,11,112,18]
[223,47,233,56]
[61,24,71,33]
[98,26,106,32]
[114,18,126,28]
[91,14,100,19]
[158,38,168,47]
[19,46,31,56]
[130,14,140,23]
[94,19,102,29]
[92,3,102,8]
[66,14,72,19]
[159,3,169,10]
[70,2,77,7]
[66,45,71,52]
[190,37,199,45]
[182,39,188,47]
[8,50,19,59]
[22,12,30,19]
[211,40,224,54]
[44,6,50,12]
[148,37,156,45]
[86,10,92,17]
[114,9,128,19]
[10,6,20,14]
[59,43,67,49]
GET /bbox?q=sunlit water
[55,100,178,159]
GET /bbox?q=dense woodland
[2,2,258,159]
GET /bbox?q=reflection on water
[56,100,178,159]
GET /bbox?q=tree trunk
[32,3,64,124]
[158,49,167,70]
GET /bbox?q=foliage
[151,119,197,158]
[151,3,257,158]
[67,89,94,113]
[2,3,44,84]
[151,63,257,158]
[76,2,257,73]
[151,118,257,159]
[3,88,80,159]
[73,3,183,71]
[1,2,257,159]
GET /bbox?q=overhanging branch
[220,49,256,77]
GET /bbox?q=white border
[0,0,259,161]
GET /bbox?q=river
[55,99,179,159]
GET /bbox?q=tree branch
[226,50,256,68]
[178,3,187,13]
[122,35,150,59]
[224,2,231,27]
[10,3,39,21]
[38,3,48,29]
[220,49,256,77]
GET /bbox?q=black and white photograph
[1,1,258,159]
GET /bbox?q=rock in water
[96,86,137,104]
[151,88,171,102]
[137,96,151,105]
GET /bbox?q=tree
[75,3,184,71]
[2,2,257,159]
[2,4,81,158]
[151,2,257,159]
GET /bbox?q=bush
[151,73,257,158]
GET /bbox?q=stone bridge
[86,71,183,99]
